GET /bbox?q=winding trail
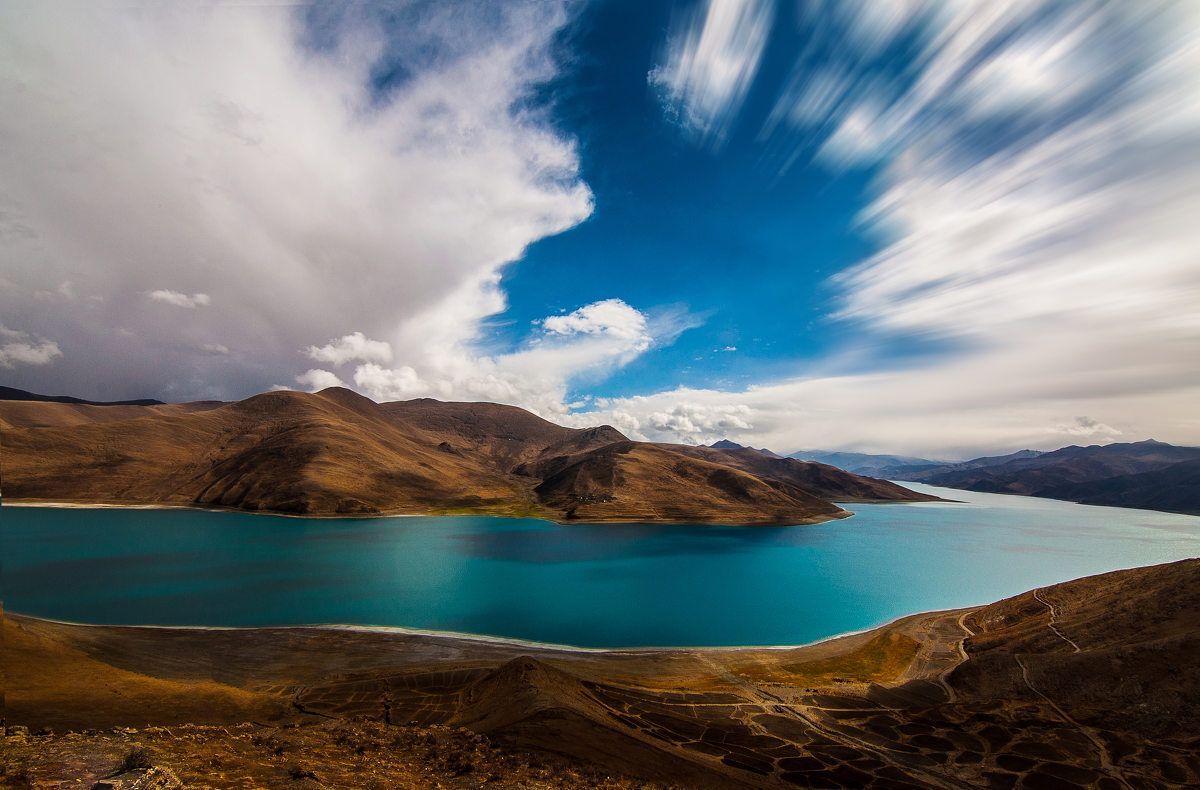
[934,611,976,704]
[1034,588,1081,653]
[1015,591,1131,789]
[693,653,973,790]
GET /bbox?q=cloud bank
[296,298,692,419]
[0,1,593,402]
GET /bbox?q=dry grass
[779,631,921,682]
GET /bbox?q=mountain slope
[908,440,1200,513]
[952,558,1200,736]
[1035,457,1200,514]
[2,389,530,515]
[920,440,1198,492]
[668,444,940,503]
[532,441,848,524]
[0,387,931,524]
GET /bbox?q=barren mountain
[788,448,946,476]
[0,387,932,524]
[670,443,937,503]
[908,439,1200,514]
[1037,458,1200,514]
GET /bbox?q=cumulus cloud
[541,299,649,344]
[342,298,690,417]
[295,368,346,392]
[0,325,62,368]
[649,0,774,147]
[305,332,393,366]
[0,1,590,401]
[146,290,211,308]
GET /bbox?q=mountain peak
[709,439,744,450]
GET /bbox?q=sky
[2,0,1199,458]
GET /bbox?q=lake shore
[6,558,1199,788]
[0,497,851,525]
[4,606,951,655]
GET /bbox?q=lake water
[3,484,1198,648]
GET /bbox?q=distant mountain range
[708,439,782,457]
[0,385,164,407]
[0,388,934,525]
[788,449,950,477]
[800,441,1200,516]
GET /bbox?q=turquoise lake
[3,484,1198,648]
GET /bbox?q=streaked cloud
[649,0,774,147]
[567,1,1200,456]
[147,290,211,309]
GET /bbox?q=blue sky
[2,1,1199,456]
[502,1,877,398]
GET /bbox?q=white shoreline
[10,609,964,655]
[1,500,422,519]
[0,499,848,527]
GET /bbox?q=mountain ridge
[0,387,935,525]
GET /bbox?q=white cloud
[295,368,346,392]
[347,298,690,416]
[649,0,774,147]
[305,332,393,366]
[0,325,62,368]
[0,2,591,401]
[1058,416,1121,440]
[200,343,230,355]
[565,2,1200,457]
[541,298,650,344]
[146,290,211,309]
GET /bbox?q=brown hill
[667,443,940,503]
[531,441,847,524]
[951,557,1200,737]
[0,387,931,524]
